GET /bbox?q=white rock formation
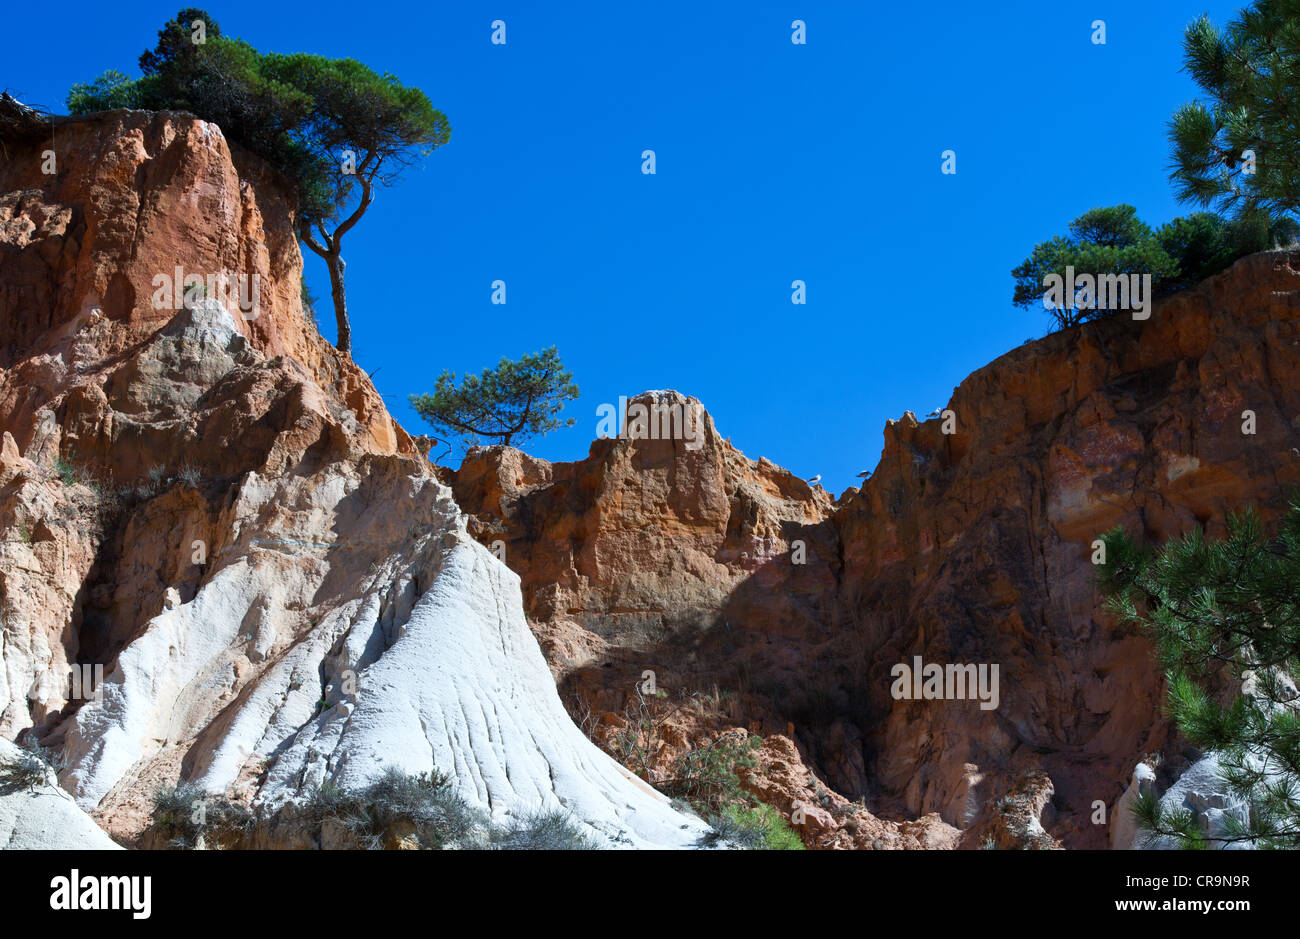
[0,739,120,849]
[1145,754,1254,849]
[1114,754,1256,850]
[1114,669,1297,850]
[261,533,704,848]
[1110,762,1157,850]
[57,459,707,847]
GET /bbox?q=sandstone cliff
[452,252,1300,848]
[0,108,706,847]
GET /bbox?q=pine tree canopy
[409,347,579,451]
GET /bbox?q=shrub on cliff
[65,8,450,358]
[150,783,259,849]
[488,810,598,850]
[1099,501,1300,849]
[595,686,803,849]
[300,767,483,849]
[1011,205,1177,330]
[664,731,807,849]
[1153,212,1245,293]
[1154,210,1297,292]
[298,768,598,849]
[665,730,762,812]
[65,70,141,112]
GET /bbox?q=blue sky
[6,1,1245,494]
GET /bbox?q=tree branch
[299,225,331,259]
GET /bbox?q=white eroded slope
[58,461,706,847]
[260,534,706,848]
[0,739,121,849]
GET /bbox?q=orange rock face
[453,394,837,653]
[0,108,405,468]
[0,109,422,827]
[839,255,1300,846]
[454,255,1300,848]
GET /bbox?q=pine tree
[1098,503,1300,848]
[409,347,578,451]
[66,8,450,358]
[1167,1,1300,241]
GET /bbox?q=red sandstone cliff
[453,252,1300,848]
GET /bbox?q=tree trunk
[327,253,351,356]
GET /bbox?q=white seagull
[857,470,871,478]
[806,474,822,486]
[926,408,943,418]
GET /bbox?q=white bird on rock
[857,470,871,478]
[927,408,943,418]
[806,474,822,486]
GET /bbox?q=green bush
[1154,213,1244,292]
[665,731,761,813]
[666,732,808,849]
[1011,205,1177,330]
[301,767,479,849]
[699,803,804,850]
[150,783,259,848]
[299,768,601,849]
[148,767,661,849]
[150,783,206,846]
[488,810,598,850]
[55,457,85,486]
[66,69,142,113]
